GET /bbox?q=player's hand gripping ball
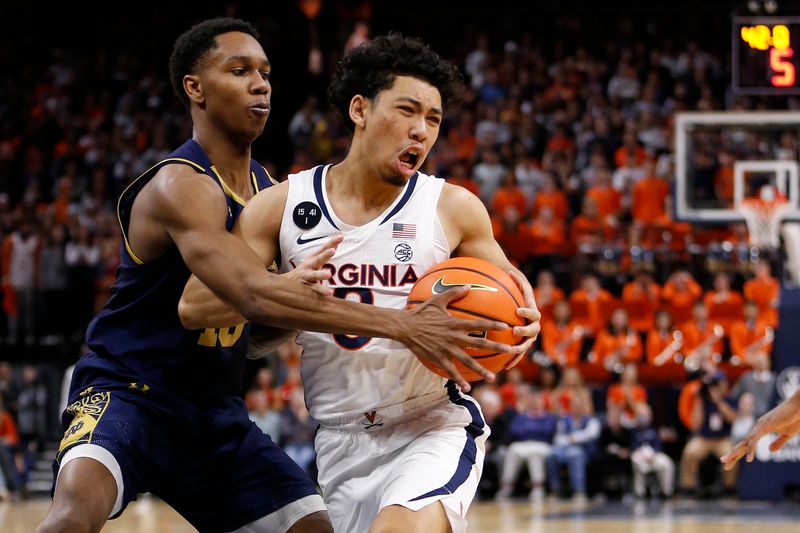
[407,257,526,381]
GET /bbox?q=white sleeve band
[57,443,126,517]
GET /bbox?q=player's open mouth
[398,148,420,170]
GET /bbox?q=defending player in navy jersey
[180,34,542,533]
[35,20,515,533]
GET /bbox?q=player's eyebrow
[223,55,271,68]
[395,96,442,116]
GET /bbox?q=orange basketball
[406,257,526,381]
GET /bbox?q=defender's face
[363,75,443,185]
[198,32,271,141]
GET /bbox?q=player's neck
[328,155,406,213]
[192,127,252,190]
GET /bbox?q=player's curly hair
[328,33,464,131]
[169,17,260,108]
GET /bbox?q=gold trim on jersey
[211,166,248,206]
[116,157,206,265]
[57,390,111,462]
[262,165,278,186]
[251,171,259,194]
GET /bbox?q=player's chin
[243,122,268,142]
[382,173,407,187]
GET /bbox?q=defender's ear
[184,74,204,105]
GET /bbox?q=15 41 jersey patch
[293,201,322,230]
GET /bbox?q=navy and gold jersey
[83,138,273,403]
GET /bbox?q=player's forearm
[238,273,409,341]
[179,275,246,329]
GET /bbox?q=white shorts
[315,386,489,533]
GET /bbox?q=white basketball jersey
[279,165,451,424]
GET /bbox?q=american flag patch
[392,222,416,239]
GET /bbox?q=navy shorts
[53,354,319,532]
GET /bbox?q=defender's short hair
[169,17,259,108]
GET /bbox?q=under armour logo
[128,382,150,393]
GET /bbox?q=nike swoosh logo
[297,234,328,245]
[431,276,499,294]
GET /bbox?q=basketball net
[736,196,790,249]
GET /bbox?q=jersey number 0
[332,288,373,350]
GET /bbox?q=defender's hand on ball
[505,270,542,371]
[403,285,511,393]
[284,234,343,296]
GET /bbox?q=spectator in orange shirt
[536,365,560,413]
[743,259,779,327]
[49,177,74,225]
[713,149,735,205]
[622,269,661,333]
[647,310,684,366]
[448,113,478,161]
[607,364,649,423]
[531,173,568,220]
[585,167,622,223]
[552,366,594,415]
[681,301,725,371]
[571,196,614,250]
[533,270,565,327]
[545,124,576,154]
[490,171,528,217]
[529,206,566,258]
[661,269,702,328]
[446,159,480,197]
[0,396,19,497]
[614,129,648,169]
[703,272,744,335]
[729,301,773,366]
[631,171,669,225]
[541,300,584,367]
[569,273,615,335]
[495,207,535,267]
[589,308,643,371]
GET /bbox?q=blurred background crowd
[0,1,794,503]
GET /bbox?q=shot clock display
[733,16,800,95]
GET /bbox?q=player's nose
[409,117,428,143]
[251,74,270,95]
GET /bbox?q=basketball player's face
[366,76,442,185]
[199,32,271,142]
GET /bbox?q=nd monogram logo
[58,391,111,460]
[362,410,384,430]
[64,420,84,438]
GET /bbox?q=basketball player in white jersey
[180,34,541,533]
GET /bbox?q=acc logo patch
[293,201,322,230]
[394,242,413,262]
